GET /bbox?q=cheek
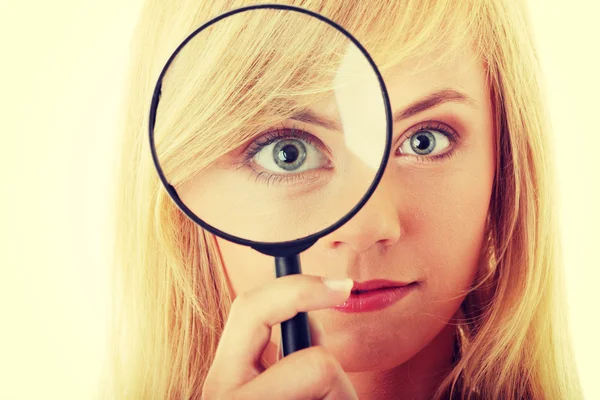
[215,237,274,297]
[401,145,494,298]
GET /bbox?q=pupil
[415,135,430,150]
[278,144,299,163]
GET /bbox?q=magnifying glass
[149,3,392,357]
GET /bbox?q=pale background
[0,0,598,399]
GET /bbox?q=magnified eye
[253,137,329,173]
[398,129,451,156]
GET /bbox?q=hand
[202,274,357,399]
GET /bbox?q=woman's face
[214,43,495,372]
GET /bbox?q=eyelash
[397,121,459,163]
[242,124,321,161]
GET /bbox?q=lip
[351,279,413,292]
[333,280,417,313]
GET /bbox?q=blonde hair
[101,0,583,398]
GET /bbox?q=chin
[322,329,415,373]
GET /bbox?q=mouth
[334,279,418,313]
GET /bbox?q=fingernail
[322,277,353,293]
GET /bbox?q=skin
[213,42,495,400]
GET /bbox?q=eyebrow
[289,89,477,131]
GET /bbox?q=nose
[323,176,401,253]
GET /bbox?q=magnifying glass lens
[151,7,388,244]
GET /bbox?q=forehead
[382,43,489,112]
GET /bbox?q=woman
[102,0,583,398]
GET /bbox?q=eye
[253,137,329,173]
[398,129,451,157]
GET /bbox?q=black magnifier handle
[275,254,312,357]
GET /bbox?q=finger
[210,275,352,391]
[233,346,358,400]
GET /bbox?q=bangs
[322,0,487,72]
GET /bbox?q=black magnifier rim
[148,3,393,254]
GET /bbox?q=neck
[346,323,458,400]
